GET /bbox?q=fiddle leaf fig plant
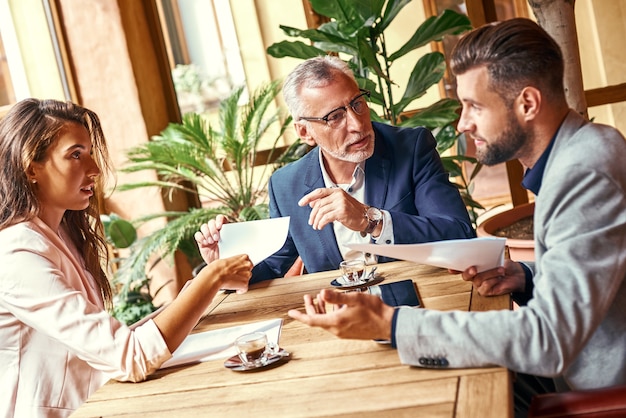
[267,0,483,224]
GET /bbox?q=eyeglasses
[298,89,370,129]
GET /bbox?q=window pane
[0,29,16,106]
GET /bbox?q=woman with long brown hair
[0,98,253,417]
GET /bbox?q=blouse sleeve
[0,229,172,383]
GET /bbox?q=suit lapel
[364,134,390,208]
[302,148,343,267]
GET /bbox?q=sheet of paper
[160,318,283,369]
[219,217,290,265]
[348,237,506,273]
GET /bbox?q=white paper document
[160,318,283,369]
[348,237,506,273]
[219,217,290,265]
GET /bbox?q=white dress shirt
[318,148,394,264]
[0,218,171,417]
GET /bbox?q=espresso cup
[235,332,276,368]
[340,259,366,283]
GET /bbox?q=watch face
[367,207,383,221]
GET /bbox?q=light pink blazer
[0,218,171,417]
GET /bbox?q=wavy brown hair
[0,98,114,307]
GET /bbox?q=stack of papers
[348,237,506,273]
[160,318,283,369]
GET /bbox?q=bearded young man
[287,19,626,417]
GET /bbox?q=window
[0,32,16,108]
[158,0,246,115]
[0,0,71,117]
[0,0,29,115]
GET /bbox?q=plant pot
[477,202,535,262]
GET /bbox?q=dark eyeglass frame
[298,89,371,127]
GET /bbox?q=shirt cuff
[390,307,400,349]
[512,262,534,306]
[373,210,394,245]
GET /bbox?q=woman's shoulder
[0,221,59,288]
[0,220,54,256]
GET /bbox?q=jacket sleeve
[393,155,626,389]
[378,126,475,245]
[0,239,171,383]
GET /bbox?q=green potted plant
[115,80,307,285]
[101,213,166,325]
[267,0,483,224]
[476,202,535,262]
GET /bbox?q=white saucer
[330,274,383,289]
[223,349,290,371]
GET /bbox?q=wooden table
[72,261,512,418]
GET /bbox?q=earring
[31,179,37,184]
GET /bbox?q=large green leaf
[398,98,460,129]
[356,36,389,83]
[310,0,384,33]
[314,21,359,55]
[379,0,413,32]
[266,41,327,60]
[102,215,137,249]
[388,9,471,62]
[109,221,136,248]
[393,52,446,114]
[279,25,350,45]
[441,158,464,177]
[434,124,458,154]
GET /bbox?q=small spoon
[365,266,378,281]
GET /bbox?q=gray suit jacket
[395,110,626,391]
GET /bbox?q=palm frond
[115,81,296,284]
[116,207,231,283]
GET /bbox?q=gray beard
[323,141,374,164]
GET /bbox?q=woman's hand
[196,254,253,294]
[194,215,229,264]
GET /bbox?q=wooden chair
[528,384,626,417]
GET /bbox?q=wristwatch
[360,206,383,237]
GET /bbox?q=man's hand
[288,288,395,340]
[298,188,367,232]
[460,259,526,296]
[194,215,229,264]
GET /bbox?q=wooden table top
[72,261,512,418]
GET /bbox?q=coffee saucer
[223,349,290,372]
[330,274,383,289]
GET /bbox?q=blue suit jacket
[251,122,475,282]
